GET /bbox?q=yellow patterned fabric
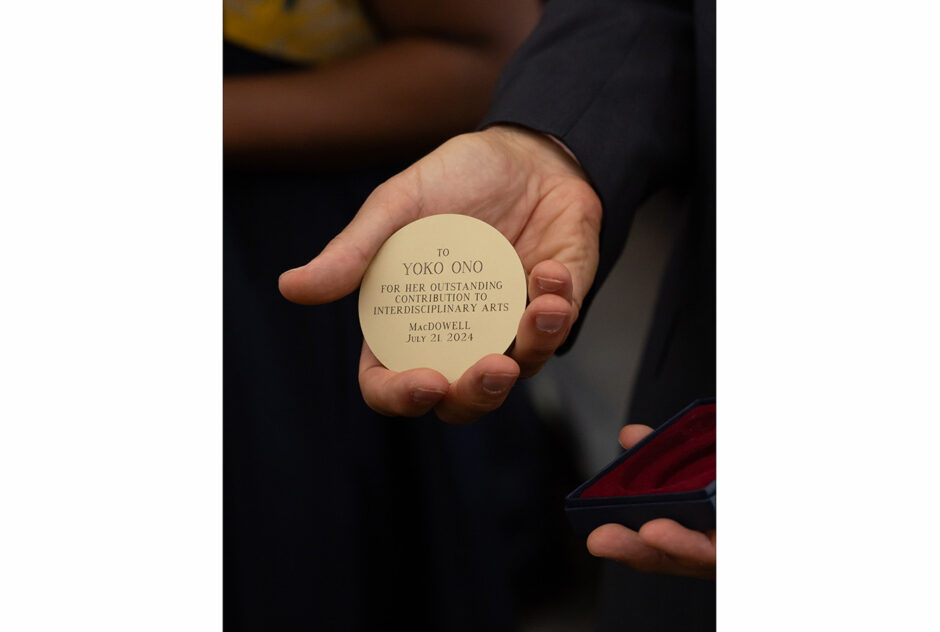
[224,0,378,65]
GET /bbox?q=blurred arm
[224,0,539,166]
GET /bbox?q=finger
[527,259,574,304]
[279,175,420,305]
[586,523,689,576]
[358,342,449,417]
[433,353,520,424]
[528,182,602,314]
[619,424,655,450]
[510,292,573,378]
[638,519,717,577]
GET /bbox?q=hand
[586,425,716,579]
[278,125,602,423]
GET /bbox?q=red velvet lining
[581,404,715,498]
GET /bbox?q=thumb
[278,178,420,305]
[618,424,654,451]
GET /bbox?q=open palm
[279,125,602,422]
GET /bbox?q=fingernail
[481,373,515,395]
[412,388,446,405]
[535,312,567,334]
[535,276,564,292]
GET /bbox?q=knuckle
[517,359,546,379]
[520,343,557,366]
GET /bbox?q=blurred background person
[223,2,590,630]
[225,0,538,166]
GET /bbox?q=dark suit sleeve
[479,0,695,350]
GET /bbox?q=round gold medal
[358,214,527,382]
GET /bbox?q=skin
[224,0,541,167]
[587,425,717,579]
[279,125,717,577]
[279,125,602,423]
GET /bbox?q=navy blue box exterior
[564,398,716,535]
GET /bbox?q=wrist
[480,124,588,181]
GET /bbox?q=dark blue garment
[480,1,716,629]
